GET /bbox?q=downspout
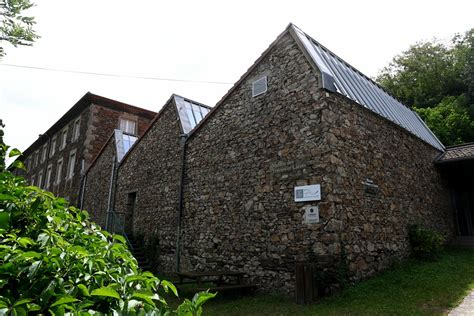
[105,155,117,231]
[79,172,87,209]
[175,133,188,272]
[40,132,51,189]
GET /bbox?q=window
[37,170,44,188]
[45,164,53,189]
[72,118,81,141]
[61,127,68,149]
[33,150,38,167]
[41,144,47,162]
[123,134,138,153]
[55,159,63,184]
[31,175,36,186]
[252,76,268,97]
[50,136,57,157]
[25,158,30,171]
[119,119,136,135]
[66,150,76,179]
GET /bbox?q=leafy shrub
[0,122,215,315]
[408,224,444,260]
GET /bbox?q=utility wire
[0,63,234,85]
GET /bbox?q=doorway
[125,192,136,236]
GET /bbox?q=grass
[169,247,474,315]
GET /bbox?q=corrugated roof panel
[291,25,445,151]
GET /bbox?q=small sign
[294,184,321,202]
[304,206,320,224]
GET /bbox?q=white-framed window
[41,144,47,162]
[55,159,63,184]
[50,136,57,157]
[66,150,76,180]
[61,127,68,149]
[72,118,81,141]
[31,175,36,186]
[37,170,44,189]
[45,164,53,189]
[119,118,137,135]
[33,150,38,167]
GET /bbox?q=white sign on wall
[304,206,320,224]
[294,184,321,202]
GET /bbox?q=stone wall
[179,31,454,294]
[182,32,327,292]
[115,99,183,272]
[321,92,454,279]
[82,136,116,227]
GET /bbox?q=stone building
[82,94,210,246]
[83,24,456,294]
[20,92,156,206]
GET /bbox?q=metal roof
[291,25,445,151]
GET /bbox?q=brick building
[83,24,460,294]
[21,92,156,206]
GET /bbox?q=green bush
[408,225,444,260]
[0,121,215,315]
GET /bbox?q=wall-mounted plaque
[304,206,320,224]
[294,184,321,202]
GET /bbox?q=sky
[1,0,473,153]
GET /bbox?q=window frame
[41,144,47,163]
[66,150,76,180]
[72,118,81,141]
[50,136,57,157]
[119,118,137,136]
[55,158,63,185]
[45,164,53,189]
[61,127,68,150]
[37,170,44,189]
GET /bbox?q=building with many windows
[20,92,156,206]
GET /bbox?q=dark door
[125,192,136,236]
[454,189,474,236]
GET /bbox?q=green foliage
[415,96,474,145]
[0,123,214,314]
[408,225,444,260]
[377,29,474,145]
[0,0,39,58]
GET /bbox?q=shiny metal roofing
[291,25,445,151]
[174,95,211,134]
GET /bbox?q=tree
[377,29,474,145]
[415,96,474,145]
[0,0,39,58]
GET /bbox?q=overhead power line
[0,63,234,85]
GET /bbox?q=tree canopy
[377,29,474,146]
[0,0,39,58]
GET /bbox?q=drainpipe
[106,155,117,231]
[78,172,87,210]
[40,132,51,189]
[175,133,188,272]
